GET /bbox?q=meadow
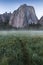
[0,30,43,65]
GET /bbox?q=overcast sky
[0,0,43,19]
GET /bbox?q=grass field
[0,30,43,65]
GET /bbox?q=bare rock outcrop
[9,4,38,28]
[39,16,43,25]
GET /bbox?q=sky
[0,0,43,19]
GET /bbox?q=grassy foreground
[0,34,43,65]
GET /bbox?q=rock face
[0,12,11,23]
[39,16,43,25]
[0,12,12,29]
[9,4,38,28]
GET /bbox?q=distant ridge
[0,4,43,30]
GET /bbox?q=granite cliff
[0,4,43,30]
[9,4,38,28]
